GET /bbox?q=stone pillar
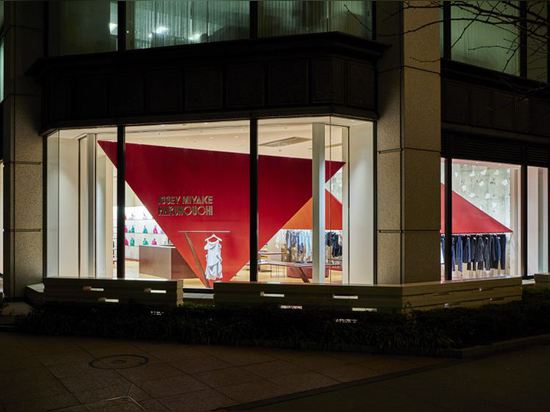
[2,2,45,297]
[376,1,441,284]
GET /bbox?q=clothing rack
[440,233,509,274]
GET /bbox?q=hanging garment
[143,225,148,234]
[124,238,129,246]
[495,236,502,269]
[482,236,492,270]
[204,239,223,280]
[498,234,507,269]
[151,238,157,246]
[474,236,485,270]
[455,235,463,272]
[463,235,472,270]
[129,238,135,247]
[153,225,159,234]
[129,225,135,233]
[440,236,444,264]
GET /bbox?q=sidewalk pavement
[237,344,550,412]
[0,332,443,412]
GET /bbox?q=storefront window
[49,0,117,56]
[443,160,522,280]
[47,118,374,286]
[451,1,520,75]
[127,1,249,49]
[112,121,250,287]
[258,1,372,39]
[527,1,548,82]
[46,128,118,278]
[527,166,548,275]
[257,117,373,285]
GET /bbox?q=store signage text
[158,195,214,217]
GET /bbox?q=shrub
[16,289,550,355]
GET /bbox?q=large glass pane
[49,0,117,56]
[451,1,520,75]
[450,160,522,280]
[527,1,548,82]
[47,128,117,278]
[128,1,249,49]
[257,117,374,285]
[118,121,249,287]
[259,0,372,39]
[527,166,548,275]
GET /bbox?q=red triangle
[99,141,344,286]
[440,183,512,234]
[283,190,343,230]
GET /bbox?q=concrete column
[2,2,45,297]
[376,1,441,284]
[312,123,326,283]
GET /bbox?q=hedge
[15,288,550,356]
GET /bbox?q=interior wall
[528,167,540,273]
[96,151,114,278]
[47,134,60,277]
[58,138,79,276]
[347,122,374,284]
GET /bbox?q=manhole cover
[89,354,149,370]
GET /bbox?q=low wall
[44,277,183,307]
[214,277,522,311]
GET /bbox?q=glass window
[451,1,520,75]
[47,118,374,286]
[49,0,117,56]
[259,1,372,39]
[527,1,548,82]
[120,121,249,287]
[447,160,522,280]
[46,128,118,278]
[127,1,249,49]
[527,166,548,275]
[258,117,374,284]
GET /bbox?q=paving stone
[268,371,339,393]
[2,392,79,412]
[117,362,183,385]
[72,383,149,404]
[171,354,232,374]
[216,380,291,404]
[317,363,381,382]
[242,360,305,379]
[158,389,234,412]
[195,366,262,388]
[204,347,276,366]
[138,374,208,398]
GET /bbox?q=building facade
[0,1,549,303]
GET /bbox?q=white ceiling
[58,117,371,160]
